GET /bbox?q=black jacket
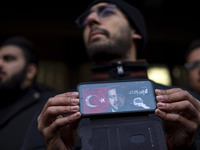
[0,83,57,150]
[21,61,200,150]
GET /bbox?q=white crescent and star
[85,95,105,108]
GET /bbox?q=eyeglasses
[75,4,117,29]
[184,61,200,70]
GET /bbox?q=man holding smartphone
[23,0,200,150]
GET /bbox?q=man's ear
[133,33,142,39]
[132,32,142,40]
[131,29,142,40]
[26,64,37,80]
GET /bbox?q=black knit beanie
[86,0,147,59]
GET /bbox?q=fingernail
[72,92,79,96]
[155,89,161,95]
[157,102,165,108]
[71,106,79,110]
[74,112,81,118]
[156,95,164,101]
[155,109,161,115]
[71,99,79,104]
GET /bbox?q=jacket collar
[91,60,149,81]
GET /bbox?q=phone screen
[77,80,156,116]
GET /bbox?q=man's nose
[114,97,118,101]
[86,12,101,26]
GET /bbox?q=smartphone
[77,80,156,116]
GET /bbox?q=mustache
[89,27,109,38]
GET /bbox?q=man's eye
[100,9,114,17]
[185,61,200,69]
[4,55,16,62]
[109,95,115,99]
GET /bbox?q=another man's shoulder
[32,83,59,105]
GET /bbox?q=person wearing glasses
[22,0,200,150]
[185,39,200,95]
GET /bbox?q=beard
[86,25,132,62]
[0,66,27,94]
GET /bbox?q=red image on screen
[81,87,112,114]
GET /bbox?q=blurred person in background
[0,36,57,150]
[185,39,200,95]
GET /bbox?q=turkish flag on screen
[82,87,111,114]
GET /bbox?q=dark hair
[185,39,200,61]
[1,36,39,67]
[81,0,147,59]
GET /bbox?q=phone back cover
[79,115,167,150]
